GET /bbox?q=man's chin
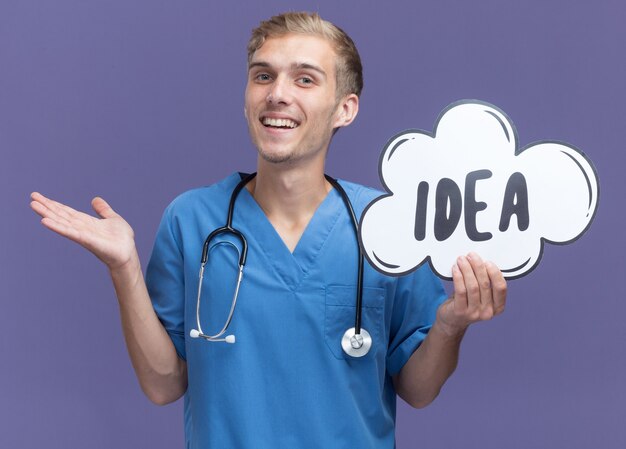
[257,149,295,164]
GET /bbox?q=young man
[31,12,506,448]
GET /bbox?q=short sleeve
[386,265,447,375]
[145,204,187,360]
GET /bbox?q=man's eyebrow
[248,61,271,71]
[293,63,327,79]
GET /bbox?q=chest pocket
[324,285,385,360]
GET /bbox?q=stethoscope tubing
[192,172,369,356]
[200,172,257,267]
[324,175,364,335]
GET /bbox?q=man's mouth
[261,117,299,129]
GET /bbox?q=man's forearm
[110,251,187,405]
[393,321,465,409]
[394,254,507,409]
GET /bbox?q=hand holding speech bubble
[359,100,599,279]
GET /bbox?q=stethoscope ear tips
[189,328,236,344]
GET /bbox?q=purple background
[2,1,624,448]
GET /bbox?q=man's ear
[333,94,359,129]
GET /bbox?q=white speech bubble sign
[359,100,599,280]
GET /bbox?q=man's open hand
[30,192,137,270]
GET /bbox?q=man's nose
[266,76,292,105]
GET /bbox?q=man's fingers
[445,254,507,334]
[31,193,134,268]
[30,192,55,219]
[30,192,103,245]
[91,197,117,219]
[40,216,81,242]
[30,196,49,219]
[467,252,494,315]
[486,261,507,315]
[31,192,79,223]
[456,255,481,312]
[453,253,507,323]
[451,260,468,311]
[30,196,72,228]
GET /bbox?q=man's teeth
[262,117,298,128]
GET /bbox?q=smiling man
[31,12,506,448]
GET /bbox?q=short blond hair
[247,12,363,99]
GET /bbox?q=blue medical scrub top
[146,173,446,449]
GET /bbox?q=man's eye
[255,73,271,82]
[298,77,314,85]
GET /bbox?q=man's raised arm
[393,252,507,408]
[30,192,187,405]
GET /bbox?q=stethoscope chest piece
[341,327,372,357]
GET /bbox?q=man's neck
[247,159,332,252]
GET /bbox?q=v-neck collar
[236,181,343,290]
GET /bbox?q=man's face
[244,33,353,166]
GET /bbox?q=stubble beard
[249,113,337,166]
[256,145,296,164]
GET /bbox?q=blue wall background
[2,1,624,447]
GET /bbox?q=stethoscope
[189,172,372,358]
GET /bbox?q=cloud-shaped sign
[359,100,599,279]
